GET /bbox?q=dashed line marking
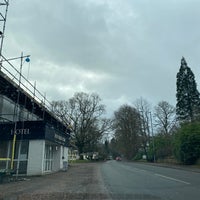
[155,173,190,185]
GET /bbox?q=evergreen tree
[176,57,200,122]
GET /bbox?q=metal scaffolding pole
[0,0,9,58]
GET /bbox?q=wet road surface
[101,160,200,200]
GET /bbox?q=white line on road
[132,168,147,173]
[155,173,191,185]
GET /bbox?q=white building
[0,70,71,176]
[0,120,70,176]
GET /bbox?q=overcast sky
[3,0,200,117]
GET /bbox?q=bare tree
[134,97,152,158]
[154,101,177,135]
[52,92,111,154]
[113,104,141,160]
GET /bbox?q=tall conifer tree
[176,57,200,122]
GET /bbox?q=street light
[149,112,156,163]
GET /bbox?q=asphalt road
[101,160,200,200]
[0,162,199,200]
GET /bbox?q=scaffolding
[0,0,9,58]
[0,0,71,176]
[0,0,71,139]
[0,54,71,133]
[0,1,67,126]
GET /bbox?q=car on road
[115,156,122,161]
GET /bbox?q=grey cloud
[3,0,200,116]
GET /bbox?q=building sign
[45,124,69,146]
[54,133,66,145]
[0,121,70,146]
[0,121,45,140]
[11,128,30,136]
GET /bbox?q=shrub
[147,134,173,162]
[173,122,200,165]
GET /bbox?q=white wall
[27,140,45,176]
[53,145,69,171]
[27,141,69,175]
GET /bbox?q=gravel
[0,162,110,200]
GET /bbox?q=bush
[147,134,173,162]
[133,152,143,161]
[173,122,200,165]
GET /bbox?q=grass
[69,159,92,164]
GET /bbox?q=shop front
[0,120,70,176]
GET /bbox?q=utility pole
[149,112,156,162]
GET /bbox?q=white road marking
[131,168,147,173]
[155,173,190,185]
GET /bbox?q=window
[13,140,29,174]
[44,144,53,172]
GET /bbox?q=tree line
[52,57,200,165]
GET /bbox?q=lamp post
[149,112,156,163]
